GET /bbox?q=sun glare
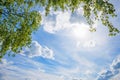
[71,23,90,39]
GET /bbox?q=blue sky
[0,0,120,80]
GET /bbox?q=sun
[71,23,90,40]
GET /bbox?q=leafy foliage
[0,0,119,59]
[0,0,42,58]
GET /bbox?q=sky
[0,0,120,80]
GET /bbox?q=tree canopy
[0,0,119,59]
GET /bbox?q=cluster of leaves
[45,0,120,35]
[35,0,119,34]
[0,0,119,59]
[84,0,120,36]
[0,0,41,58]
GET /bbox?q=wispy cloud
[0,58,63,80]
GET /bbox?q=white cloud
[22,41,54,60]
[41,46,54,60]
[0,59,13,66]
[111,55,120,70]
[83,40,96,48]
[76,7,84,16]
[111,73,120,80]
[97,55,120,80]
[0,59,8,64]
[42,11,71,33]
